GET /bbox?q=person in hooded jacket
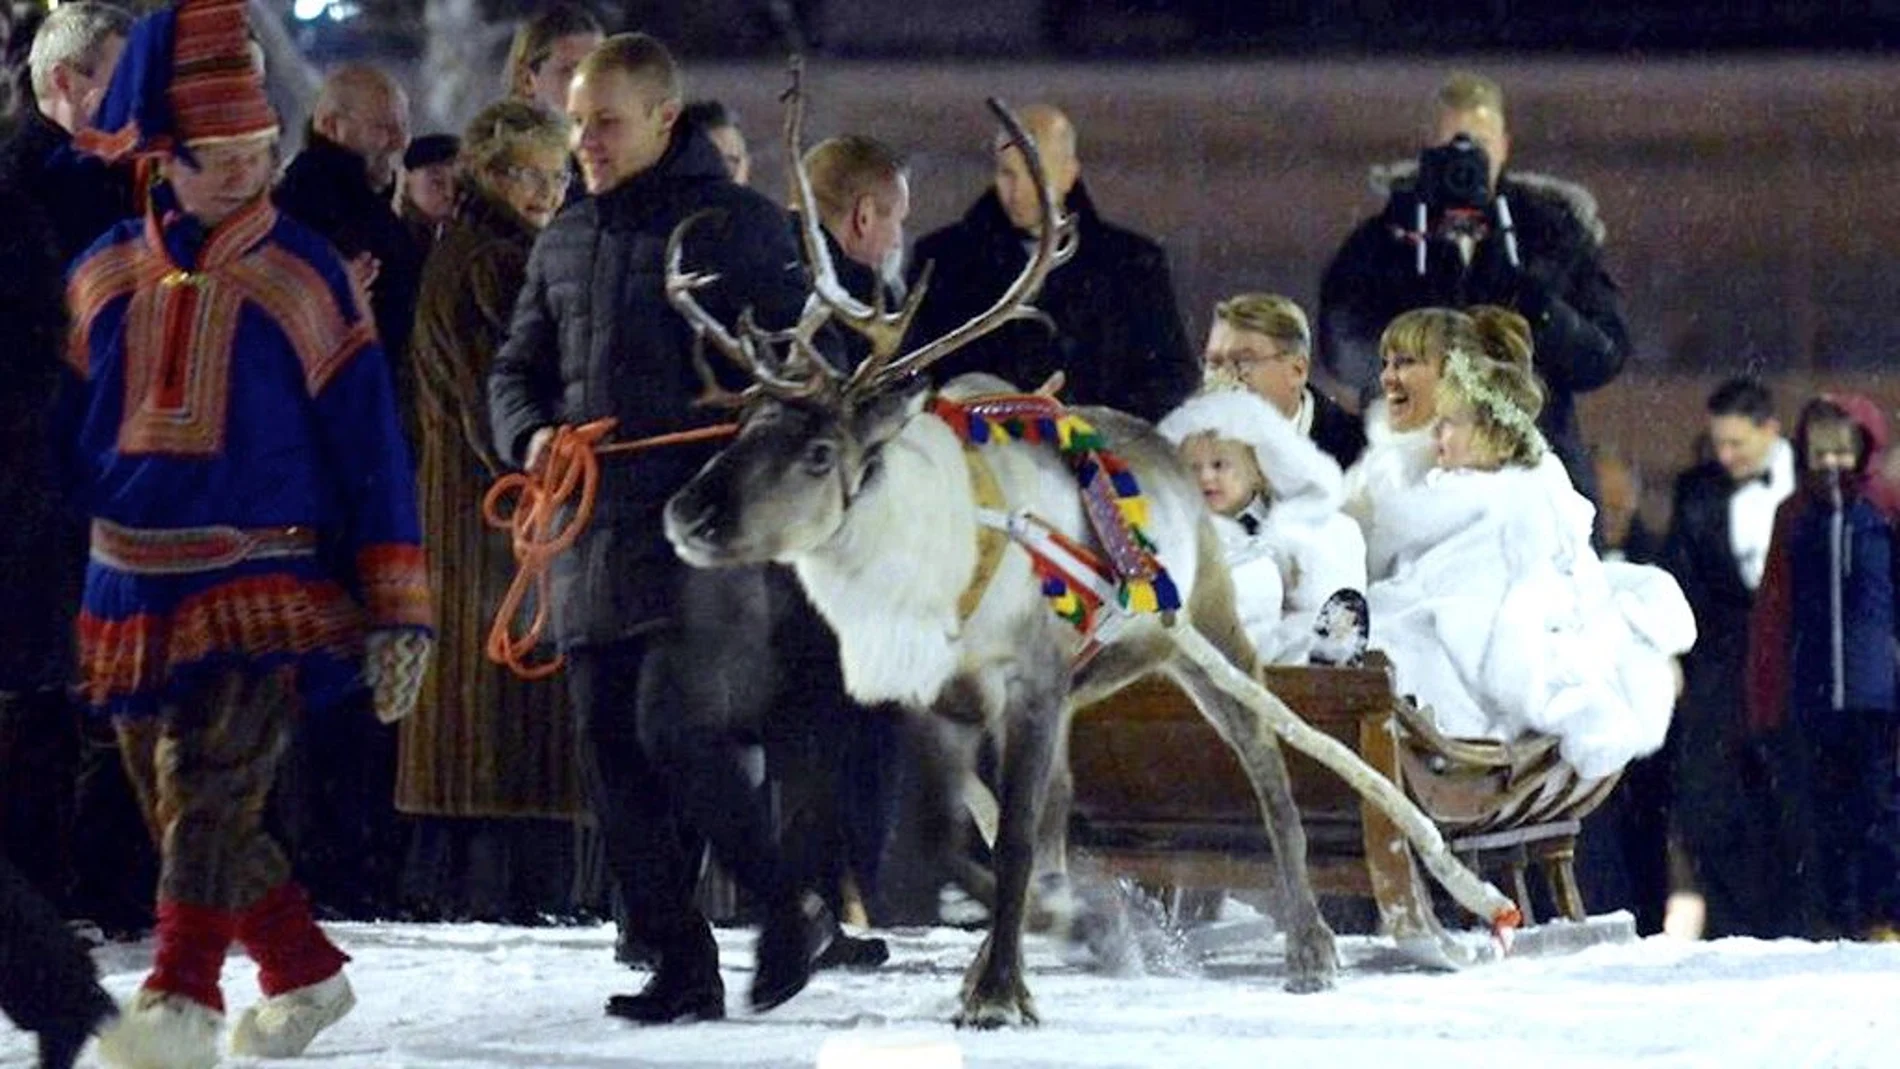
[1746,393,1900,940]
[1159,384,1367,665]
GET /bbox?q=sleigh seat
[1067,651,1621,949]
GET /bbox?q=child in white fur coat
[1161,387,1369,664]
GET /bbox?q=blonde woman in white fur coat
[1364,326,1695,780]
[1161,387,1368,664]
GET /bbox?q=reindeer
[659,75,1338,1027]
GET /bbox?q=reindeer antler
[664,210,831,405]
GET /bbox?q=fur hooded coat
[1160,389,1367,664]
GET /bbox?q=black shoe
[37,985,116,1069]
[605,930,725,1025]
[815,931,889,971]
[614,928,656,968]
[750,894,835,1013]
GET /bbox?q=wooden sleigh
[1068,651,1624,966]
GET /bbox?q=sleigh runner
[1070,651,1629,966]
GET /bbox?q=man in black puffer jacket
[489,34,839,1026]
[1318,71,1628,505]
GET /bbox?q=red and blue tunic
[61,195,432,717]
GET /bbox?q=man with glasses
[1204,293,1365,470]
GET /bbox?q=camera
[1416,133,1492,213]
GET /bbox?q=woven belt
[90,519,319,575]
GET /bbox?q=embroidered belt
[90,520,319,575]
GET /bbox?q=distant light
[292,0,361,21]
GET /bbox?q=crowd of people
[0,1,1897,1066]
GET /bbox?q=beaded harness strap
[932,393,1182,657]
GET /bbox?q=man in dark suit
[1660,376,1800,937]
[1201,292,1365,470]
[907,104,1198,423]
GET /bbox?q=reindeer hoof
[1283,921,1339,994]
[953,991,1040,1030]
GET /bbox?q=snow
[5,920,1898,1068]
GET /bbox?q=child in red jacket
[1747,393,1900,939]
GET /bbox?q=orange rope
[482,418,739,679]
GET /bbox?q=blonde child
[1162,387,1368,665]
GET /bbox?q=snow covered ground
[4,918,1898,1068]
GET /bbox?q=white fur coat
[1364,462,1696,780]
[1342,398,1437,582]
[1159,390,1368,664]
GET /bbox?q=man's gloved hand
[366,630,433,724]
[1462,228,1525,306]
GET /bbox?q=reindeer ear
[850,377,931,449]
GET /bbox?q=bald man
[272,62,423,920]
[276,63,423,422]
[907,104,1196,423]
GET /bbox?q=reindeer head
[663,62,1075,568]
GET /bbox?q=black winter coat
[275,132,424,424]
[1309,386,1367,471]
[1317,169,1629,503]
[0,110,133,267]
[907,183,1198,423]
[0,179,82,691]
[488,129,808,647]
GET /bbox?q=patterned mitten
[366,630,433,724]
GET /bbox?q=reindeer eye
[802,439,838,476]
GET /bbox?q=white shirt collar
[1728,438,1795,591]
[1291,388,1315,437]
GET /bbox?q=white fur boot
[94,989,223,1069]
[229,971,355,1058]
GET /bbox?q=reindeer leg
[1163,652,1338,993]
[1026,726,1075,934]
[955,672,1065,1028]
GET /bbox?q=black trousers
[0,689,78,910]
[567,564,897,950]
[1797,710,1900,934]
[0,853,107,1041]
[566,569,796,951]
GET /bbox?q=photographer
[1317,72,1629,504]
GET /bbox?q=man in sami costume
[60,1,432,1065]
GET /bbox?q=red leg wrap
[235,882,350,996]
[147,900,237,1013]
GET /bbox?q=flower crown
[1441,346,1547,462]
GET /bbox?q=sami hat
[77,0,277,163]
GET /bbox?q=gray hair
[28,2,131,103]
